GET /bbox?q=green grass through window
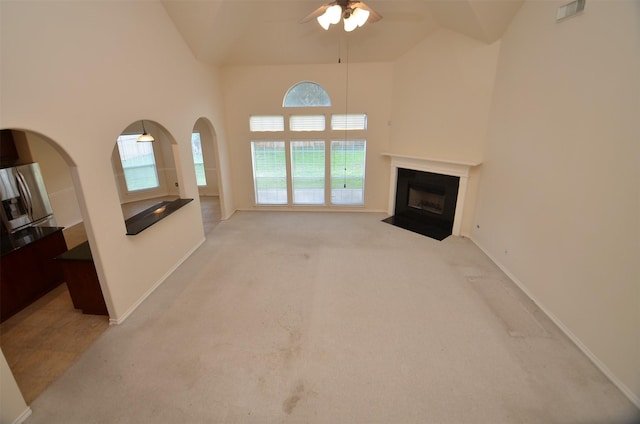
[252,142,365,203]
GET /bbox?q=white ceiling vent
[557,0,586,21]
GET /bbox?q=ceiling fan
[301,0,382,32]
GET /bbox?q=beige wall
[390,28,500,163]
[21,122,187,229]
[0,1,232,419]
[221,62,394,212]
[389,28,501,234]
[111,121,181,206]
[28,131,83,228]
[0,348,30,424]
[472,0,640,404]
[1,0,638,421]
[0,0,219,318]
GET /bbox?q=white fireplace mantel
[382,153,481,237]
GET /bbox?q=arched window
[283,81,331,107]
[251,81,366,207]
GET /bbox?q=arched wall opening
[192,117,225,233]
[1,128,82,228]
[0,127,110,406]
[111,120,184,220]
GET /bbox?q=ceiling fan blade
[351,1,383,23]
[300,2,334,23]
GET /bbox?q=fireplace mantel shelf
[381,153,481,168]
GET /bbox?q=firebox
[408,186,445,215]
[384,168,459,240]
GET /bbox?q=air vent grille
[557,0,585,21]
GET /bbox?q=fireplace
[384,168,460,240]
[382,154,480,241]
[408,186,445,214]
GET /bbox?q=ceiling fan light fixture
[317,4,342,30]
[343,13,359,32]
[317,12,332,30]
[304,1,381,32]
[327,4,342,24]
[352,7,370,27]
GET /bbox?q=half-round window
[283,81,331,107]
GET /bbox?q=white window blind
[291,140,325,205]
[251,141,288,204]
[290,115,326,132]
[116,134,159,192]
[331,140,366,205]
[250,115,285,132]
[331,114,367,131]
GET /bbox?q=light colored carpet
[25,212,638,423]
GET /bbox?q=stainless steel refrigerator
[0,163,56,233]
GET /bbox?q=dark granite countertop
[55,240,92,261]
[125,198,193,235]
[1,226,65,256]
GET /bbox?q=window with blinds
[331,114,368,131]
[249,82,367,207]
[116,134,159,192]
[331,140,366,205]
[290,115,326,132]
[291,140,325,205]
[250,115,285,132]
[251,141,288,205]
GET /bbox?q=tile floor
[0,196,220,404]
[0,219,104,404]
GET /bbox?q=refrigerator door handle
[15,170,34,219]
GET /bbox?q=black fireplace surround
[383,168,460,241]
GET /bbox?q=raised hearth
[383,154,480,240]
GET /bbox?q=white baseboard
[470,236,640,409]
[12,407,32,424]
[235,207,388,214]
[108,238,205,326]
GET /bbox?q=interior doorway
[0,128,109,404]
[192,118,223,235]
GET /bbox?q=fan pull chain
[343,37,350,189]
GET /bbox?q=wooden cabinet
[55,241,108,316]
[0,227,68,322]
[0,130,19,166]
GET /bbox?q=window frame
[290,140,326,205]
[251,140,289,205]
[250,115,285,132]
[191,132,207,187]
[249,82,368,208]
[289,115,326,132]
[330,139,367,206]
[116,133,160,193]
[283,81,332,108]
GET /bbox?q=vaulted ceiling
[162,0,523,66]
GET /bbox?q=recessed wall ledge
[382,153,482,236]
